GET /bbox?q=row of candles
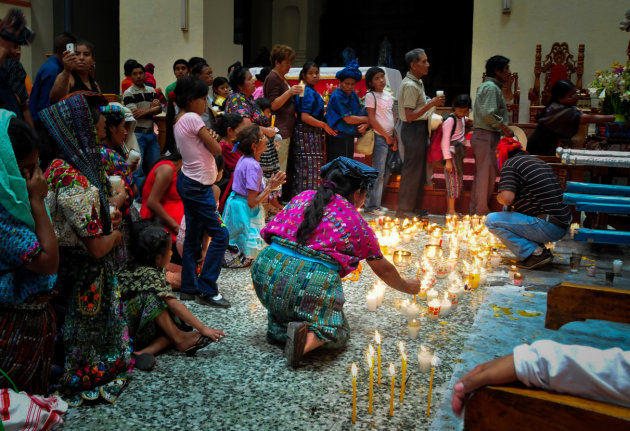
[351,332,440,423]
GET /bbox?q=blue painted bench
[563,182,630,244]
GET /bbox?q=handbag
[356,129,375,155]
[356,91,378,156]
[386,148,403,175]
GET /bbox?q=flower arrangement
[591,62,630,121]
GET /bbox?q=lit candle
[439,292,452,316]
[417,345,433,373]
[426,288,439,303]
[508,265,518,280]
[428,299,441,320]
[427,355,440,417]
[447,284,460,307]
[367,290,378,311]
[468,271,480,289]
[388,363,395,417]
[270,114,276,128]
[351,363,357,424]
[405,301,419,320]
[407,319,420,339]
[436,261,447,279]
[367,345,374,414]
[416,261,421,280]
[399,342,407,403]
[375,331,382,386]
[513,272,524,286]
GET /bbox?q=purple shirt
[232,156,263,196]
[261,190,383,276]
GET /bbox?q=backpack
[427,114,457,164]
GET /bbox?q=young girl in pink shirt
[166,75,231,308]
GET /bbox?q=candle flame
[431,355,441,367]
[389,363,395,376]
[351,362,358,377]
[365,352,373,368]
[368,344,375,357]
[401,350,407,361]
[375,330,381,344]
[420,344,428,353]
[398,340,405,353]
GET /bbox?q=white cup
[109,204,117,218]
[109,175,123,190]
[127,149,140,164]
[298,84,305,97]
[436,90,444,97]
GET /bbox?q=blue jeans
[132,132,160,197]
[485,210,567,260]
[176,173,229,297]
[364,134,390,211]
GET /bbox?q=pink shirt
[175,112,217,185]
[252,86,264,100]
[261,190,383,276]
[366,91,394,137]
[440,115,467,160]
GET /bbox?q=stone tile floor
[61,214,630,431]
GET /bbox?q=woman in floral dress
[41,93,132,405]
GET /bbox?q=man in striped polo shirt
[484,140,571,269]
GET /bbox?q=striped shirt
[123,84,157,130]
[498,153,571,224]
[473,77,508,131]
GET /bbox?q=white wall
[472,0,629,123]
[119,0,205,92]
[203,0,242,80]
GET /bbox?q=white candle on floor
[367,291,378,311]
[439,292,452,316]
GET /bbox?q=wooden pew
[465,384,630,430]
[545,282,630,330]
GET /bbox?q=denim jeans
[364,134,390,211]
[132,132,160,197]
[485,210,567,260]
[176,173,229,297]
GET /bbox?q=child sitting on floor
[117,221,225,370]
[222,124,286,260]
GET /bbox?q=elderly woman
[252,157,420,368]
[527,80,614,156]
[325,60,369,161]
[41,93,131,405]
[49,40,101,103]
[0,112,58,395]
[263,44,302,173]
[225,66,276,137]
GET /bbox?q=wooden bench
[563,182,630,244]
[545,282,630,330]
[465,384,630,430]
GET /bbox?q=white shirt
[365,91,394,137]
[514,340,630,407]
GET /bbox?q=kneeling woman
[252,157,420,368]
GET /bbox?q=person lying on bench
[451,339,630,415]
[484,140,571,270]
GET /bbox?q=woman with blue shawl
[40,92,132,405]
[0,110,58,394]
[291,61,338,196]
[325,60,369,161]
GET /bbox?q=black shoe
[133,353,156,371]
[179,292,197,301]
[414,209,429,217]
[195,294,231,308]
[517,249,552,270]
[284,322,308,369]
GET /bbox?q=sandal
[133,353,156,371]
[284,321,307,369]
[184,335,212,356]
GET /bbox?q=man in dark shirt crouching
[484,140,571,270]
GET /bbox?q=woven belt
[537,214,568,229]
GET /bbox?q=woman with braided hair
[252,157,420,368]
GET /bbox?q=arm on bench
[545,282,630,330]
[464,385,630,431]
